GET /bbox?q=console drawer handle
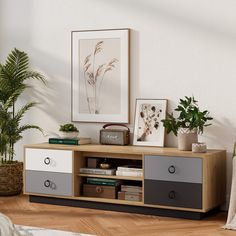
[44,157,50,165]
[96,186,103,193]
[168,165,176,174]
[168,190,176,199]
[44,180,51,188]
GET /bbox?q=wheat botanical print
[137,104,163,141]
[79,39,120,114]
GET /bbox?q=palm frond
[17,124,43,135]
[4,48,29,80]
[24,70,46,84]
[3,85,28,110]
[15,102,38,123]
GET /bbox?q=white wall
[1,0,236,206]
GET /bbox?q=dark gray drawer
[144,180,202,209]
[25,170,72,196]
[144,155,202,183]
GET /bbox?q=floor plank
[0,195,234,236]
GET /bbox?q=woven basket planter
[0,162,23,196]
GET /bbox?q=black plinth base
[29,195,219,220]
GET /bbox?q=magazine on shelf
[117,166,143,172]
[86,178,122,186]
[116,170,143,177]
[80,168,116,175]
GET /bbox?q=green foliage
[161,96,213,136]
[0,48,46,163]
[59,123,78,132]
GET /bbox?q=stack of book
[118,185,142,202]
[86,178,122,187]
[80,168,116,176]
[116,165,143,177]
[48,137,91,145]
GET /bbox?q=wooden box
[83,184,117,199]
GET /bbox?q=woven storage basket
[0,162,23,195]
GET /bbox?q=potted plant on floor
[161,96,213,151]
[0,48,46,195]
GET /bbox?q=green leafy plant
[59,123,78,132]
[161,96,213,136]
[0,48,46,163]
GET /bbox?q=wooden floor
[0,195,234,236]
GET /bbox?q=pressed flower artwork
[133,99,167,147]
[72,29,129,122]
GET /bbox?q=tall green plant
[0,48,46,163]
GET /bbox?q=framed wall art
[71,29,130,123]
[133,99,167,147]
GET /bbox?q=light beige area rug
[15,225,95,236]
[0,212,95,236]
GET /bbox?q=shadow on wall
[21,47,71,135]
[96,0,236,42]
[205,118,236,149]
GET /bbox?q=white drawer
[25,148,72,173]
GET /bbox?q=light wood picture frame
[71,29,130,123]
[133,99,167,147]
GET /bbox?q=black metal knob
[168,191,176,199]
[168,165,175,174]
[44,157,50,165]
[44,180,51,188]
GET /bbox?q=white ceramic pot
[177,128,198,151]
[59,131,79,139]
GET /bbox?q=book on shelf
[80,168,116,175]
[117,166,142,173]
[116,170,143,177]
[118,191,142,202]
[86,178,122,186]
[121,185,142,194]
[49,137,91,145]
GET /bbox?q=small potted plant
[59,123,79,139]
[161,96,213,151]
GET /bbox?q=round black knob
[168,165,175,174]
[44,180,51,188]
[44,157,50,165]
[168,191,176,199]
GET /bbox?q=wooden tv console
[24,143,226,219]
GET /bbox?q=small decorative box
[192,142,207,153]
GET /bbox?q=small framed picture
[133,99,167,147]
[71,28,130,123]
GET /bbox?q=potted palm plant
[0,48,45,195]
[161,96,213,151]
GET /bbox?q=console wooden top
[24,143,225,158]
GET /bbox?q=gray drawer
[144,155,202,183]
[25,170,72,196]
[144,180,202,209]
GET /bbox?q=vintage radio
[100,123,130,145]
